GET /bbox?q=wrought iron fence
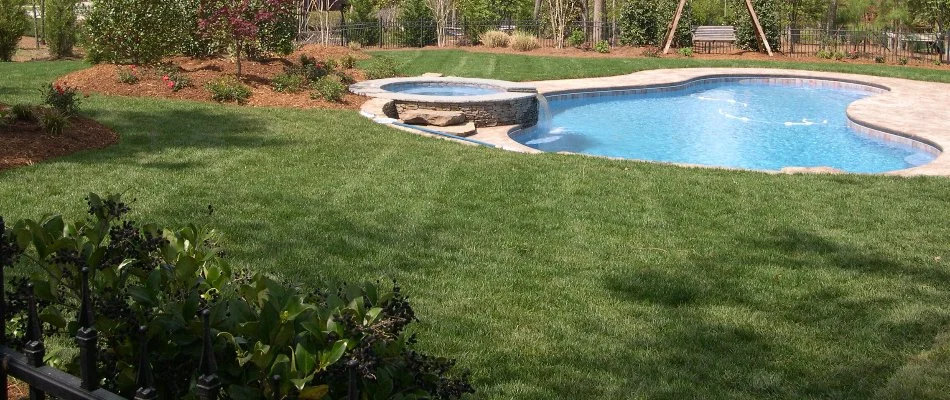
[299,16,950,64]
[783,28,949,63]
[0,267,222,400]
[299,19,620,49]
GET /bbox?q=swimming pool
[380,82,505,96]
[514,80,937,173]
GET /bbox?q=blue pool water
[515,82,935,173]
[385,83,503,96]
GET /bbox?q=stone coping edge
[349,77,538,103]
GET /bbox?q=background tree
[401,0,437,46]
[0,0,29,61]
[45,0,76,58]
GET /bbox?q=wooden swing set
[661,0,773,56]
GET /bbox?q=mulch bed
[0,105,119,172]
[59,45,371,110]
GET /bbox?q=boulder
[434,122,477,137]
[401,110,467,127]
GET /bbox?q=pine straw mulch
[0,105,119,172]
[5,377,29,399]
[58,45,372,110]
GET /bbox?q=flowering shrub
[84,0,188,64]
[205,75,252,104]
[42,83,81,116]
[0,0,30,61]
[161,72,192,92]
[117,65,140,84]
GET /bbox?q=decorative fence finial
[196,309,221,400]
[76,267,99,391]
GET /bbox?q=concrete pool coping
[349,76,538,102]
[359,68,950,176]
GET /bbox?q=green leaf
[298,384,329,400]
[319,340,348,370]
[365,307,384,325]
[40,306,68,329]
[128,286,156,306]
[295,343,317,374]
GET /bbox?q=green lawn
[3,58,950,399]
[371,49,950,83]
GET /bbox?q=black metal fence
[300,19,621,49]
[0,267,221,400]
[299,17,950,64]
[783,28,949,63]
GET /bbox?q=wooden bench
[692,26,736,52]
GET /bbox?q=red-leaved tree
[198,0,294,77]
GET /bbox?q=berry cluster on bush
[2,193,475,399]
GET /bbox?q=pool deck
[363,68,950,176]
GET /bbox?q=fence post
[347,360,358,400]
[76,267,99,391]
[25,283,47,400]
[196,309,220,400]
[0,260,7,400]
[134,326,157,400]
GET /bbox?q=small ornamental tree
[198,0,295,77]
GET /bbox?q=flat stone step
[434,122,477,137]
[401,110,467,127]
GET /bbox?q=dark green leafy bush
[271,71,306,93]
[400,0,436,47]
[729,0,781,52]
[594,40,610,53]
[205,76,251,104]
[45,0,78,58]
[83,0,188,64]
[568,29,586,48]
[0,0,30,61]
[42,83,81,116]
[345,0,380,47]
[0,194,475,399]
[364,56,400,79]
[619,0,692,47]
[311,75,347,102]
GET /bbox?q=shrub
[10,103,35,121]
[364,56,400,79]
[345,0,380,46]
[400,0,436,47]
[348,41,363,51]
[293,54,331,82]
[934,59,942,66]
[205,75,251,104]
[815,49,832,59]
[875,55,886,63]
[0,0,30,62]
[311,74,346,102]
[619,0,692,47]
[335,71,356,84]
[117,65,140,84]
[0,194,476,399]
[339,54,357,69]
[83,0,188,64]
[678,47,693,57]
[567,29,586,48]
[45,0,78,58]
[594,40,610,54]
[481,30,510,48]
[270,71,305,93]
[730,0,781,52]
[156,63,192,92]
[38,108,69,135]
[641,47,661,57]
[510,32,540,52]
[845,50,860,60]
[898,56,909,65]
[42,83,81,116]
[832,50,845,61]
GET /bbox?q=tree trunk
[533,0,542,19]
[593,0,604,44]
[825,0,837,33]
[235,39,243,77]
